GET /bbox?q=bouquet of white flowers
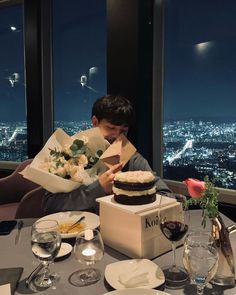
[20,127,107,193]
[44,136,103,182]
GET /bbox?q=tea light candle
[82,248,96,257]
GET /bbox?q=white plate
[37,211,100,238]
[105,259,165,290]
[103,289,170,295]
[56,242,73,258]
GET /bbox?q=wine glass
[183,231,219,295]
[159,193,189,289]
[69,228,104,287]
[31,220,61,288]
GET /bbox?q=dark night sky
[163,0,236,122]
[0,0,107,122]
[0,0,236,123]
[52,0,107,121]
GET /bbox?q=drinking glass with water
[31,219,61,288]
[183,231,219,295]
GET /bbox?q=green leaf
[73,139,84,149]
[96,150,103,157]
[61,151,71,160]
[49,147,61,158]
[70,143,79,151]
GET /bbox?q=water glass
[31,219,61,288]
[183,231,219,294]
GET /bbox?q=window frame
[25,0,54,156]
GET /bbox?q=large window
[162,0,236,190]
[0,0,107,165]
[0,3,26,162]
[52,0,107,136]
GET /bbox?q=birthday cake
[113,171,156,205]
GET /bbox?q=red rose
[183,178,206,199]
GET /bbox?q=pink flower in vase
[183,176,219,228]
[183,178,206,199]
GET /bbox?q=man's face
[92,117,128,143]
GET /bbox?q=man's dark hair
[91,95,135,127]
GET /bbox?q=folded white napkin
[0,283,11,295]
[119,269,150,288]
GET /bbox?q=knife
[15,220,24,245]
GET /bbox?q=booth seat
[0,159,46,220]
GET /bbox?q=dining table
[1,209,236,295]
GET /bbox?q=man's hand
[99,162,123,194]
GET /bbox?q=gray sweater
[42,152,170,214]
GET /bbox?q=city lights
[0,119,235,189]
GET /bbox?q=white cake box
[97,194,182,259]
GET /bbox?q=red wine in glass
[160,221,188,242]
[159,193,190,289]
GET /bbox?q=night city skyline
[0,118,235,190]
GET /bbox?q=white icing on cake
[114,171,155,183]
[113,186,156,197]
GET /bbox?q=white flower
[62,144,74,157]
[44,135,102,184]
[78,154,88,167]
[70,165,85,183]
[63,162,73,174]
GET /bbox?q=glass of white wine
[31,220,61,288]
[69,228,104,287]
[183,231,219,295]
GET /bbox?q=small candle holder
[69,228,104,287]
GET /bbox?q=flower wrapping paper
[100,133,136,168]
[20,127,108,193]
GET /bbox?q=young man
[42,95,170,214]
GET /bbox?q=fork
[65,216,85,233]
